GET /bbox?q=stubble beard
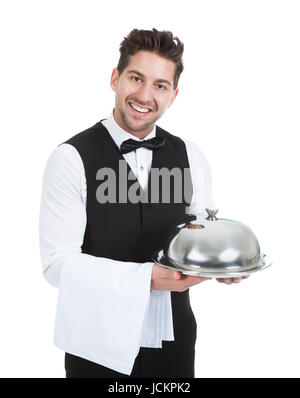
[118,103,159,134]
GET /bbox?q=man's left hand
[216,275,250,285]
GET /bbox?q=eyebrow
[127,69,171,86]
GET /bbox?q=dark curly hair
[117,28,184,89]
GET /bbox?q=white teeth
[130,103,150,113]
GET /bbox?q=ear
[110,68,119,92]
[168,87,179,108]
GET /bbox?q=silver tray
[152,250,272,278]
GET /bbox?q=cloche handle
[206,208,219,221]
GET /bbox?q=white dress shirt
[39,110,215,375]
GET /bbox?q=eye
[132,76,142,82]
[157,84,167,90]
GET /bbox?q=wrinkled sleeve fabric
[184,139,217,218]
[39,144,154,375]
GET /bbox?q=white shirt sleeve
[39,137,215,375]
[184,139,217,218]
[39,144,155,375]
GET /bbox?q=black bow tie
[120,136,166,155]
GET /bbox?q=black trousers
[65,292,197,378]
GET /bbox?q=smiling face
[110,51,179,139]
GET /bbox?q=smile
[128,102,153,116]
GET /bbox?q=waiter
[39,28,248,378]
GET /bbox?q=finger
[232,277,243,283]
[154,264,182,280]
[188,275,211,281]
[173,271,182,280]
[164,270,181,280]
[232,275,250,282]
[217,276,248,284]
[182,275,211,283]
[216,278,232,284]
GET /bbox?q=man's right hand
[150,263,211,292]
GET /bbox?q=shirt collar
[101,109,156,150]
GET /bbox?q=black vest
[61,120,196,334]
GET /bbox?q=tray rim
[152,251,272,278]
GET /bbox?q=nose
[135,82,154,106]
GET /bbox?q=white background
[0,0,299,378]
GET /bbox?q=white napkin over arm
[39,135,216,375]
[39,145,154,375]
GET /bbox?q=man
[39,28,248,378]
